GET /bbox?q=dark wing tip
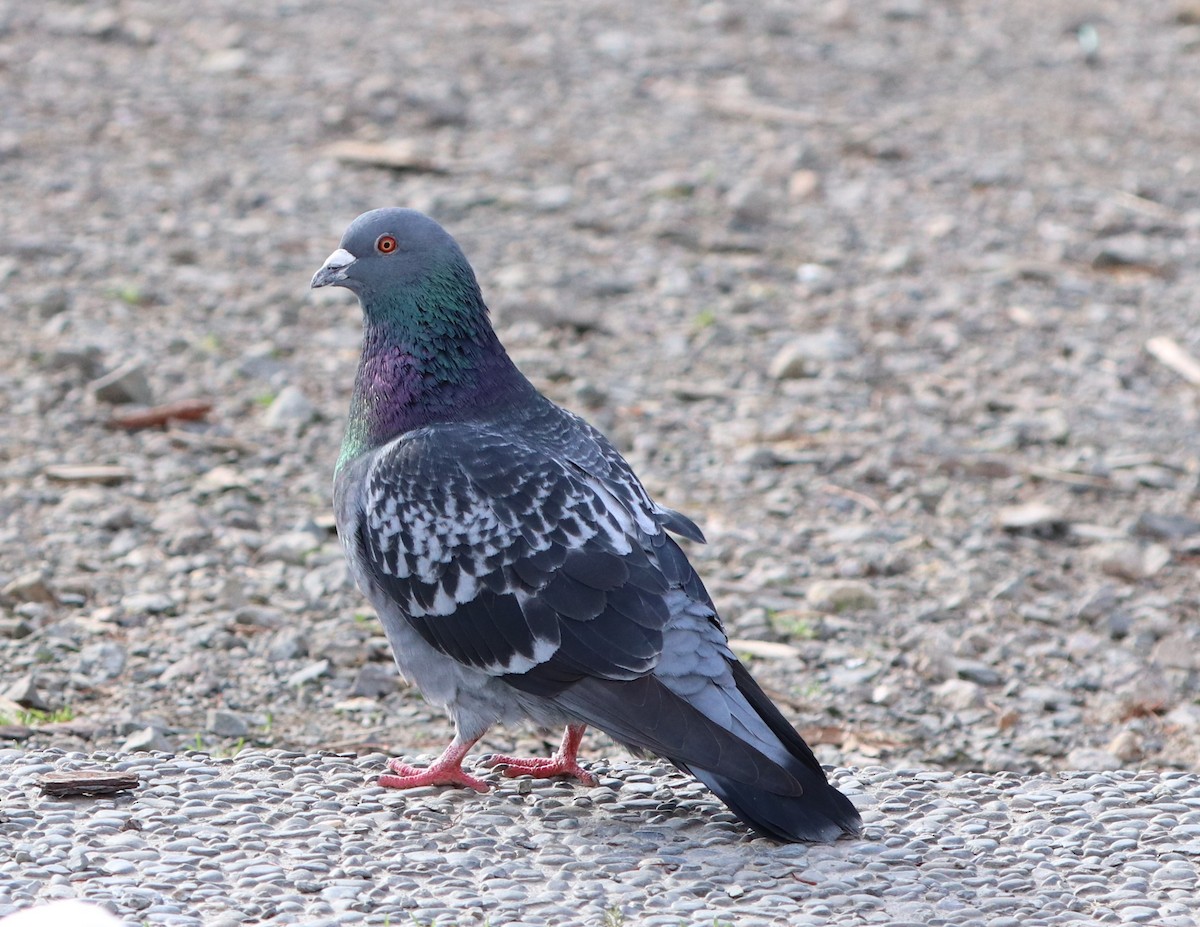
[656,506,706,544]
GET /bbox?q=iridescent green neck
[336,272,528,471]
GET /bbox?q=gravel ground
[4,749,1200,927]
[2,0,1200,922]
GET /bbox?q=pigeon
[312,208,863,843]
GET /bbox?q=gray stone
[121,592,177,616]
[263,385,317,429]
[1091,234,1166,271]
[301,558,349,600]
[954,660,1003,687]
[877,244,919,273]
[1132,512,1200,541]
[727,180,774,227]
[47,345,103,376]
[806,579,878,613]
[1107,729,1143,762]
[35,290,71,320]
[1,570,56,604]
[795,263,835,293]
[267,628,309,662]
[1075,585,1120,622]
[1105,610,1135,639]
[769,330,859,380]
[259,531,321,565]
[530,185,573,213]
[1164,703,1200,730]
[1089,541,1170,581]
[1023,685,1074,712]
[90,360,153,404]
[1,673,51,711]
[1065,747,1122,770]
[1151,631,1200,670]
[206,709,250,739]
[120,726,173,753]
[234,606,284,628]
[0,617,34,639]
[287,660,330,687]
[349,662,399,698]
[78,642,127,682]
[935,678,983,710]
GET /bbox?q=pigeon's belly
[363,585,572,737]
[373,604,478,706]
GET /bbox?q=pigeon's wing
[545,406,707,545]
[347,419,861,842]
[347,421,689,683]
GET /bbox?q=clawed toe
[386,758,419,777]
[378,763,490,793]
[378,740,490,793]
[483,753,598,786]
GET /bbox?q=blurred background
[1,0,1198,777]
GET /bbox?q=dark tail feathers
[552,662,863,842]
[685,762,861,843]
[698,660,862,842]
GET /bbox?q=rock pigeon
[312,208,863,843]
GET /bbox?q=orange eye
[376,234,398,254]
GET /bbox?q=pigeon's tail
[551,663,863,843]
[685,765,859,843]
[680,661,862,843]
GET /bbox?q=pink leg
[379,734,490,793]
[482,724,598,786]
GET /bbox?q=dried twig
[43,464,133,485]
[325,140,449,174]
[1022,464,1114,490]
[1109,190,1178,220]
[108,398,213,431]
[816,482,884,515]
[1146,336,1200,387]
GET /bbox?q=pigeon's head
[311,208,477,301]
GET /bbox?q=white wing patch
[574,473,641,554]
[358,426,668,629]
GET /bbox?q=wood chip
[108,398,213,430]
[727,639,801,660]
[43,464,134,485]
[325,140,448,173]
[799,725,848,747]
[839,729,907,757]
[1146,336,1200,386]
[996,502,1068,536]
[39,770,140,797]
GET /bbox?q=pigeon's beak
[311,248,357,289]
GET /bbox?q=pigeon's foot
[483,753,599,785]
[379,737,490,793]
[483,724,599,786]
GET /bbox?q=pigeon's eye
[376,234,398,254]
